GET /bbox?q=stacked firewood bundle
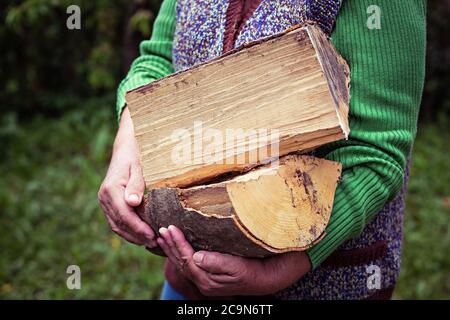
[126,24,350,257]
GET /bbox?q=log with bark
[127,23,350,257]
[137,155,342,257]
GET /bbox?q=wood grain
[126,24,350,188]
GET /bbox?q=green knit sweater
[116,0,426,268]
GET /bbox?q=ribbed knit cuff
[116,57,172,122]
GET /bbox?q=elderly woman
[98,0,426,299]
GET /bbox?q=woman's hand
[158,225,311,297]
[98,107,156,247]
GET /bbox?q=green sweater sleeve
[306,0,426,267]
[116,0,177,121]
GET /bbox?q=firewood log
[138,155,341,257]
[128,23,350,256]
[126,23,350,189]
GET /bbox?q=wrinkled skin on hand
[158,225,311,297]
[98,107,156,248]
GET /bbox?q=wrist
[113,107,137,152]
[261,252,311,293]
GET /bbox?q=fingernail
[193,252,204,265]
[159,227,167,235]
[128,194,139,202]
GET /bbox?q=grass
[0,100,448,299]
[394,117,450,299]
[0,98,164,299]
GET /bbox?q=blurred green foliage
[0,0,449,299]
[1,0,161,118]
[394,118,450,299]
[420,0,450,121]
[0,100,165,299]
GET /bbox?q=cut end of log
[138,155,342,257]
[306,24,351,139]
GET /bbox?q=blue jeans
[160,281,188,300]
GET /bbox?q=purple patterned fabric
[173,0,228,71]
[173,0,342,71]
[172,0,406,299]
[235,0,341,48]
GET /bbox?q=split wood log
[138,155,342,258]
[126,23,350,189]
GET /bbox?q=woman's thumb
[125,163,145,206]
